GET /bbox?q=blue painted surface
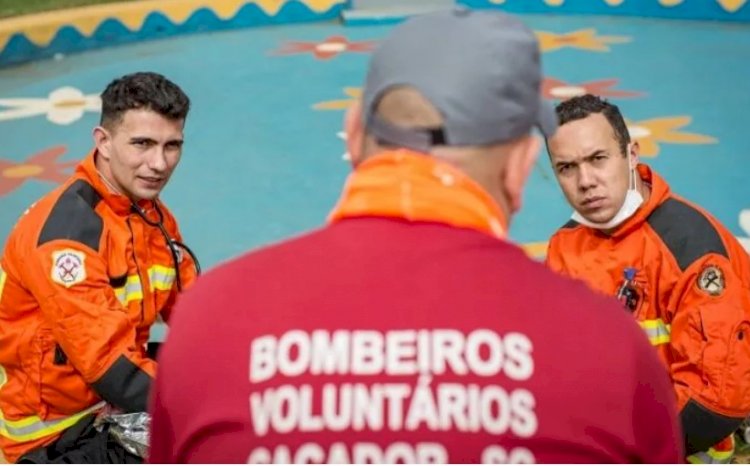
[0,14,748,342]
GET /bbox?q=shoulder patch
[38,180,103,251]
[51,249,86,288]
[647,198,728,271]
[697,265,725,296]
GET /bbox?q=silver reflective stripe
[0,401,105,442]
[639,319,671,346]
[112,265,175,305]
[148,265,175,292]
[114,275,143,305]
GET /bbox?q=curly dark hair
[554,94,630,156]
[100,72,190,129]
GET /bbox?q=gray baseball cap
[362,7,557,153]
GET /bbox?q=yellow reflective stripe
[3,414,39,429]
[0,266,7,302]
[112,265,175,305]
[0,401,105,443]
[710,451,734,462]
[639,319,671,346]
[113,275,143,305]
[148,265,175,292]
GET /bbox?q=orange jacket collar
[328,149,507,239]
[75,150,149,216]
[608,164,672,238]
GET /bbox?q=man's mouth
[581,196,606,209]
[139,176,163,183]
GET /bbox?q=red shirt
[149,218,683,463]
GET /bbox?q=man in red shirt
[149,8,683,463]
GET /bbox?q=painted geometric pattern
[0,0,347,66]
[485,0,747,11]
[1,0,749,66]
[463,0,749,19]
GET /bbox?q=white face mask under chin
[571,157,644,230]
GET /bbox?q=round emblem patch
[51,249,86,288]
[697,265,725,296]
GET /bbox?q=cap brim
[536,98,558,138]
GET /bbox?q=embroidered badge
[51,249,86,288]
[697,265,725,296]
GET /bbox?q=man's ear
[93,126,112,161]
[344,99,365,167]
[629,140,640,166]
[503,135,541,214]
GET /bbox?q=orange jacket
[546,164,750,458]
[0,151,197,462]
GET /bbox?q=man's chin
[577,208,615,225]
[131,189,160,202]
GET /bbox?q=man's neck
[637,175,652,205]
[93,153,126,198]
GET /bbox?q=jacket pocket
[722,319,750,411]
[37,329,96,417]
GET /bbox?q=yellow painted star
[536,29,631,52]
[715,0,747,11]
[626,116,717,157]
[0,86,100,125]
[313,87,361,110]
[659,0,747,12]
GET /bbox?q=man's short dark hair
[554,94,630,156]
[100,72,190,129]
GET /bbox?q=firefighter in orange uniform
[545,94,750,463]
[0,72,199,463]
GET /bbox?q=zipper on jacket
[126,216,146,324]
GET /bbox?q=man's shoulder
[7,177,100,246]
[546,218,587,256]
[559,218,582,231]
[35,178,104,252]
[208,218,575,285]
[550,218,584,239]
[647,195,733,271]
